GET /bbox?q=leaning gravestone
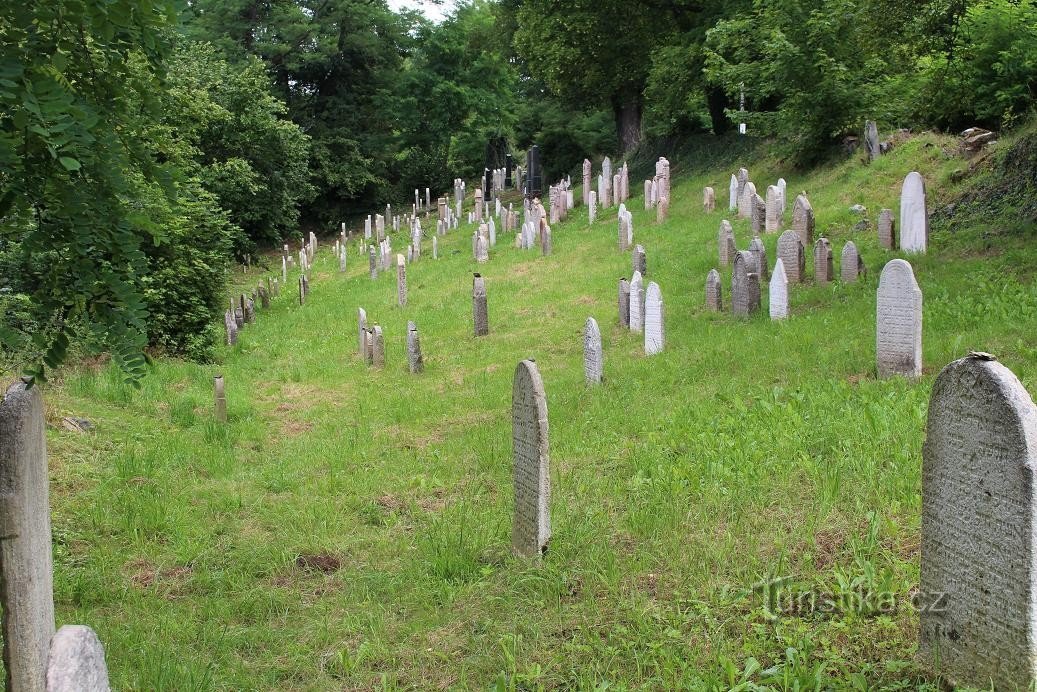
[705,269,723,312]
[876,259,922,378]
[900,171,929,253]
[731,251,760,317]
[749,236,769,282]
[632,245,647,277]
[777,230,805,284]
[841,241,865,283]
[584,318,603,385]
[920,353,1037,691]
[512,360,550,558]
[703,187,716,213]
[618,279,630,329]
[729,175,738,211]
[406,321,423,374]
[473,274,489,337]
[770,258,789,320]
[765,185,782,233]
[46,625,110,692]
[791,194,815,248]
[629,271,645,333]
[718,221,735,267]
[814,238,834,284]
[644,282,664,356]
[878,208,897,250]
[865,120,880,162]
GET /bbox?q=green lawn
[42,132,1037,689]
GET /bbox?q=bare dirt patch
[296,552,342,574]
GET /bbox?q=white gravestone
[900,171,929,253]
[876,259,922,378]
[644,282,664,355]
[769,258,789,320]
[629,271,645,333]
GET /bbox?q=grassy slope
[41,130,1037,690]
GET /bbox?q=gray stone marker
[364,329,374,365]
[865,120,880,162]
[632,245,646,277]
[224,310,237,346]
[749,236,769,282]
[769,258,789,320]
[729,175,738,211]
[657,199,668,227]
[214,375,227,423]
[705,269,723,312]
[297,277,305,306]
[540,225,552,256]
[718,220,735,267]
[583,318,603,385]
[372,326,385,368]
[751,193,766,234]
[703,187,716,212]
[629,271,645,333]
[876,259,922,378]
[473,274,489,337]
[0,383,55,692]
[396,254,407,307]
[736,168,749,201]
[46,625,110,692]
[813,238,833,284]
[731,251,760,317]
[738,181,756,219]
[588,191,597,224]
[406,321,423,374]
[920,353,1037,690]
[900,171,929,253]
[777,230,805,284]
[878,208,897,250]
[644,282,664,356]
[339,248,347,273]
[357,308,367,357]
[618,279,630,328]
[765,185,782,233]
[841,241,865,283]
[512,359,550,558]
[791,194,815,247]
[369,246,377,279]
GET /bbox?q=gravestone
[298,278,305,306]
[777,230,805,284]
[644,180,653,210]
[841,241,865,283]
[656,197,668,224]
[731,251,760,317]
[512,360,550,558]
[900,171,929,253]
[765,185,782,233]
[432,235,438,259]
[224,310,237,346]
[476,234,489,263]
[406,321,423,374]
[588,191,597,224]
[372,326,385,368]
[0,383,55,692]
[396,254,407,307]
[368,246,377,279]
[703,187,716,213]
[876,259,922,378]
[777,178,787,212]
[644,282,664,356]
[791,194,815,247]
[814,238,834,284]
[749,236,769,282]
[770,258,789,320]
[738,182,756,219]
[473,274,489,337]
[357,308,367,356]
[214,375,227,423]
[234,307,243,329]
[718,221,735,267]
[632,245,646,277]
[920,353,1037,690]
[705,269,722,312]
[339,248,347,273]
[583,159,592,207]
[629,271,645,333]
[46,624,111,692]
[364,329,374,365]
[736,168,749,201]
[540,225,552,256]
[618,211,630,251]
[618,279,630,329]
[878,208,897,249]
[865,120,880,162]
[583,318,603,385]
[751,193,766,234]
[729,174,738,211]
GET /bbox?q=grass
[39,129,1037,689]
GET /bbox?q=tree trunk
[706,86,731,135]
[613,93,643,153]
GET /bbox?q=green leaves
[58,156,80,171]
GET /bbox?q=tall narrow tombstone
[878,208,897,249]
[632,245,646,278]
[368,246,377,279]
[656,197,669,224]
[718,220,735,267]
[396,254,407,307]
[644,282,664,356]
[777,178,787,211]
[729,174,739,211]
[777,230,805,284]
[736,167,749,201]
[357,308,367,356]
[629,271,645,333]
[214,375,227,423]
[473,274,488,337]
[582,159,592,206]
[339,248,347,273]
[731,252,759,317]
[751,193,766,234]
[0,383,55,692]
[224,310,237,346]
[46,624,110,692]
[644,180,653,210]
[791,194,815,247]
[765,185,782,233]
[876,259,922,378]
[738,181,756,219]
[864,120,880,162]
[234,306,244,329]
[769,258,789,320]
[900,171,929,253]
[841,241,865,283]
[705,269,723,312]
[588,191,597,224]
[476,234,489,263]
[703,187,716,213]
[364,329,374,365]
[540,225,552,256]
[749,236,769,282]
[618,279,630,328]
[583,318,603,385]
[814,238,834,284]
[406,321,423,374]
[920,353,1037,690]
[432,235,438,259]
[298,277,305,306]
[512,360,550,558]
[372,326,385,368]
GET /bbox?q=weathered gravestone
[432,235,438,259]
[588,191,597,224]
[364,329,374,365]
[540,225,552,256]
[878,208,897,250]
[224,310,237,346]
[765,185,782,233]
[512,360,550,558]
[583,159,592,206]
[791,194,815,248]
[749,236,769,282]
[46,624,111,692]
[736,168,749,201]
[876,259,922,378]
[777,230,805,284]
[738,181,756,220]
[632,245,646,277]
[656,197,669,224]
[865,120,880,162]
[618,279,630,329]
[814,238,834,284]
[644,180,654,210]
[703,187,716,213]
[583,318,603,385]
[718,221,736,267]
[705,269,723,312]
[371,326,385,368]
[777,178,787,212]
[214,375,227,423]
[729,175,738,211]
[297,278,305,306]
[357,308,367,357]
[644,282,664,356]
[920,353,1037,690]
[339,248,347,273]
[841,241,865,283]
[900,171,929,253]
[406,321,423,374]
[731,251,760,317]
[396,254,407,307]
[368,246,377,279]
[770,258,789,320]
[473,274,489,337]
[629,271,645,333]
[751,194,767,234]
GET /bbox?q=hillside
[39,129,1037,689]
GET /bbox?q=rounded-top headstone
[46,625,110,692]
[644,282,664,355]
[705,269,723,312]
[900,171,928,253]
[583,317,603,385]
[777,230,805,283]
[876,259,922,378]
